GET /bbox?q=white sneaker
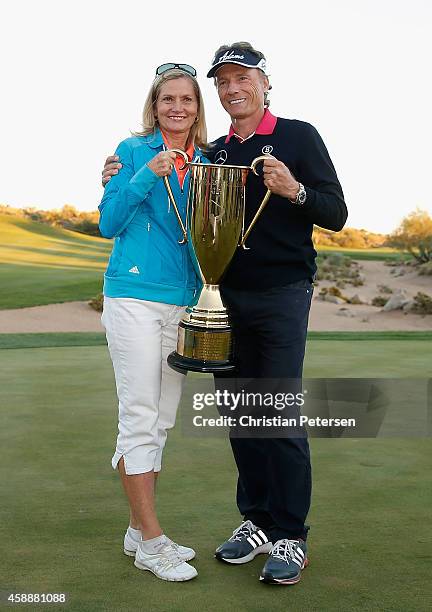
[123,527,195,561]
[134,535,198,582]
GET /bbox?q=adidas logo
[129,266,140,274]
[246,530,269,549]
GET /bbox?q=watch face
[296,185,306,205]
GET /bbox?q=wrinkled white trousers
[101,297,186,474]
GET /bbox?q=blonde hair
[133,69,207,149]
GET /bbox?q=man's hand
[147,151,177,177]
[262,158,299,201]
[102,155,122,187]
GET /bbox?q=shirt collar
[225,109,277,144]
[160,130,195,160]
[146,128,164,149]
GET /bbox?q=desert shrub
[377,284,393,294]
[0,204,100,236]
[387,209,432,263]
[411,292,432,315]
[326,253,350,267]
[313,226,386,248]
[372,296,388,307]
[419,262,432,276]
[328,286,344,297]
[88,293,104,312]
[319,286,348,301]
[315,254,362,285]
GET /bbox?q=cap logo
[257,59,267,72]
[218,51,245,62]
[262,145,273,154]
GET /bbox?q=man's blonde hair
[134,69,207,149]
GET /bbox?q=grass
[0,213,111,308]
[0,332,107,350]
[317,246,405,262]
[1,335,431,611]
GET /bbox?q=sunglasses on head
[155,63,197,77]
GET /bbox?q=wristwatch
[292,182,307,206]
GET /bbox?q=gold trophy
[164,150,272,373]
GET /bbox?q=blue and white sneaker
[215,520,272,564]
[260,539,309,585]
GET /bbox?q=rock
[337,308,355,318]
[349,294,365,305]
[382,289,410,311]
[403,300,415,313]
[326,295,346,304]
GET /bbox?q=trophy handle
[163,149,189,244]
[239,155,274,249]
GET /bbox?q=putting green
[0,338,431,611]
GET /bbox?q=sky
[1,0,431,234]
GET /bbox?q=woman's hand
[148,151,177,177]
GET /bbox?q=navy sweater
[207,118,348,290]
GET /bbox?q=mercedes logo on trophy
[163,150,273,374]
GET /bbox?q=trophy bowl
[164,153,272,373]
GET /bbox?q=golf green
[0,338,431,611]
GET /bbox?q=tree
[387,209,432,263]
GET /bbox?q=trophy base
[168,321,236,374]
[167,352,235,374]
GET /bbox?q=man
[102,42,347,585]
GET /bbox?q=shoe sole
[215,542,273,564]
[125,548,196,562]
[259,558,309,585]
[133,559,197,582]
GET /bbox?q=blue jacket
[99,130,207,306]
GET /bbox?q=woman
[99,64,207,582]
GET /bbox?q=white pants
[101,297,186,475]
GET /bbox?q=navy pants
[217,279,313,542]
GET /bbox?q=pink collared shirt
[225,109,278,144]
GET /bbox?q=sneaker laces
[154,542,184,569]
[229,520,257,542]
[271,539,300,563]
[165,538,185,553]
